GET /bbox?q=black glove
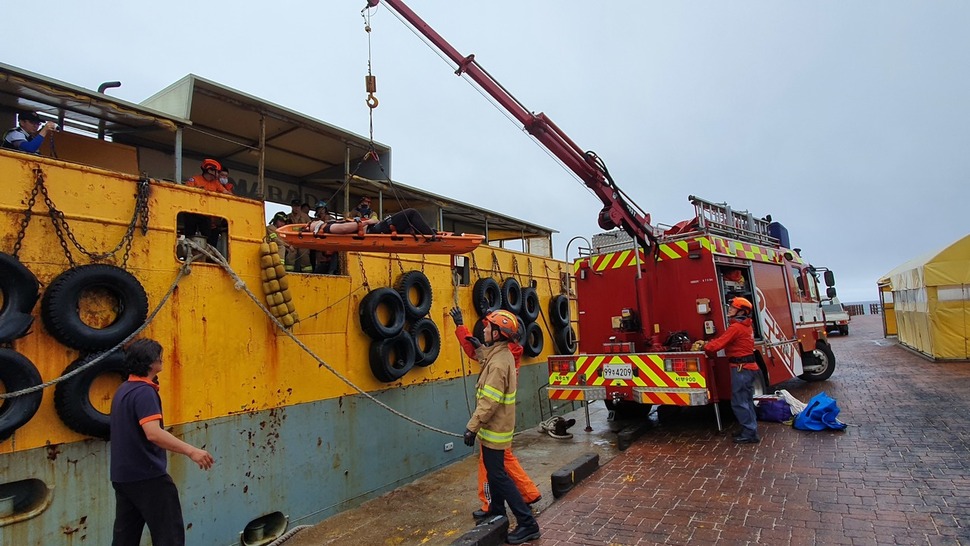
[463,429,476,447]
[465,336,482,349]
[449,307,463,326]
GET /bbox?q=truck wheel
[799,341,836,382]
[840,326,849,336]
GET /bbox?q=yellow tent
[877,233,970,361]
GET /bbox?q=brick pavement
[533,315,970,546]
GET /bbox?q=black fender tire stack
[549,294,577,355]
[359,270,441,382]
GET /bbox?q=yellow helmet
[483,309,519,341]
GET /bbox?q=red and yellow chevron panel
[573,249,647,273]
[639,392,691,405]
[548,354,706,389]
[708,236,785,264]
[549,389,585,401]
[656,237,713,261]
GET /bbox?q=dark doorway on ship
[177,212,229,262]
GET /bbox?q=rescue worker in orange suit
[185,158,232,195]
[462,310,541,545]
[448,307,541,521]
[698,296,759,444]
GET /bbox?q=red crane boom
[366,0,657,249]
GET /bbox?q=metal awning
[0,62,184,135]
[0,63,555,243]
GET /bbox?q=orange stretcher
[274,224,485,255]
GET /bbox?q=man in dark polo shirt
[109,338,214,546]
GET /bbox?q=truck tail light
[548,358,576,374]
[664,357,700,373]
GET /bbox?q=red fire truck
[368,0,837,431]
[549,197,836,429]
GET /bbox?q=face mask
[219,176,229,185]
[358,205,372,216]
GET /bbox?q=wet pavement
[284,315,970,545]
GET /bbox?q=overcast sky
[7,1,968,302]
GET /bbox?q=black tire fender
[0,252,40,343]
[521,287,540,324]
[53,351,128,440]
[522,321,544,358]
[553,325,578,355]
[472,278,502,317]
[549,295,570,329]
[359,288,406,339]
[41,265,149,351]
[501,278,522,315]
[0,349,44,442]
[397,271,433,321]
[410,318,441,367]
[369,331,416,382]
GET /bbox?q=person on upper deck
[2,111,56,153]
[186,159,232,194]
[352,195,380,222]
[311,201,339,275]
[286,199,313,272]
[217,165,234,193]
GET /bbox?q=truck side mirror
[826,287,837,299]
[824,270,835,287]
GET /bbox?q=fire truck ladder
[689,195,778,247]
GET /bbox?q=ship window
[176,212,229,263]
[452,255,470,286]
[241,511,288,545]
[0,478,52,526]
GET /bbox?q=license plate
[602,364,633,380]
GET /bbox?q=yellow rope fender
[259,239,299,328]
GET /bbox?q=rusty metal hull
[0,364,546,545]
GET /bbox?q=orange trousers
[478,446,541,511]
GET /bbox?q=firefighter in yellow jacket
[463,310,540,544]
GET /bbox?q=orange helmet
[483,309,519,341]
[201,158,222,172]
[730,297,753,311]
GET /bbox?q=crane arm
[366,0,656,249]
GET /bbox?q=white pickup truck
[822,299,851,336]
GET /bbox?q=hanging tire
[521,287,540,324]
[521,322,544,358]
[369,331,416,382]
[410,318,441,367]
[397,271,433,321]
[359,288,406,339]
[472,278,502,317]
[41,265,149,352]
[553,325,578,355]
[501,278,522,315]
[0,349,44,442]
[0,253,40,343]
[549,295,570,329]
[53,351,128,440]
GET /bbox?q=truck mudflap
[548,352,712,406]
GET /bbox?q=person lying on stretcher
[307,208,436,237]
